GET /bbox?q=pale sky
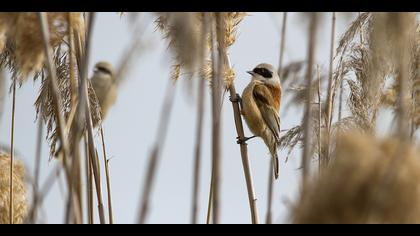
[0,12,355,224]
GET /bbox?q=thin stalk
[65,145,82,224]
[29,116,43,223]
[9,81,16,224]
[75,151,83,223]
[192,13,209,225]
[100,126,114,224]
[191,60,206,225]
[76,12,106,224]
[317,66,322,173]
[277,12,288,77]
[338,81,344,121]
[66,13,78,132]
[38,12,82,223]
[267,12,288,225]
[85,133,94,224]
[38,12,72,183]
[324,12,336,166]
[205,170,214,224]
[138,80,177,224]
[68,13,77,118]
[191,79,206,224]
[301,13,318,184]
[395,14,412,140]
[210,14,224,224]
[227,75,260,224]
[219,36,260,226]
[265,163,274,224]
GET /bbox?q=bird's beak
[247,71,255,76]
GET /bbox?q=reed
[301,13,318,183]
[0,153,27,224]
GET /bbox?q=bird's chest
[241,84,266,136]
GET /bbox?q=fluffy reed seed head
[0,12,84,81]
[0,153,27,224]
[291,132,420,224]
[156,12,203,73]
[156,12,246,88]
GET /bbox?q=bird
[54,61,116,159]
[90,61,117,120]
[233,63,282,179]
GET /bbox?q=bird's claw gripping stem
[230,93,242,103]
[236,136,256,145]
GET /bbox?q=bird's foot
[236,136,256,144]
[229,93,242,104]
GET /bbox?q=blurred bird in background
[54,61,116,158]
[90,61,117,120]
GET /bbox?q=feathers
[253,83,281,142]
[241,63,282,180]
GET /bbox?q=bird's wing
[253,84,281,141]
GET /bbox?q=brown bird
[54,62,116,158]
[234,63,282,179]
[90,61,117,120]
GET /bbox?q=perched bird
[54,61,116,158]
[90,61,117,119]
[235,63,282,179]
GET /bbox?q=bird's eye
[253,68,273,79]
[96,66,112,75]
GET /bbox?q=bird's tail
[272,152,279,180]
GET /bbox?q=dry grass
[1,11,419,225]
[292,132,420,224]
[0,13,84,82]
[0,153,27,224]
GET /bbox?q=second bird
[240,63,282,180]
[91,61,117,120]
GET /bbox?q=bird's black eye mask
[253,67,273,79]
[95,66,112,75]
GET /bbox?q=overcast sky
[0,12,356,224]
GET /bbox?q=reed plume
[292,132,420,224]
[0,153,27,224]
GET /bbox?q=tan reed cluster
[0,153,27,224]
[291,132,420,224]
[0,13,84,81]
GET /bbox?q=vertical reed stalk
[395,14,413,140]
[266,12,288,225]
[191,14,208,224]
[277,12,288,77]
[317,66,322,172]
[38,12,72,183]
[67,13,77,114]
[29,117,43,223]
[266,162,274,224]
[76,12,106,224]
[324,12,336,166]
[38,12,84,223]
[205,170,214,224]
[9,81,16,224]
[191,77,206,224]
[338,82,344,121]
[301,13,318,184]
[138,80,177,224]
[100,126,114,224]
[85,133,94,224]
[210,14,224,224]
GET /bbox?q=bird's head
[247,63,280,87]
[94,61,114,77]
